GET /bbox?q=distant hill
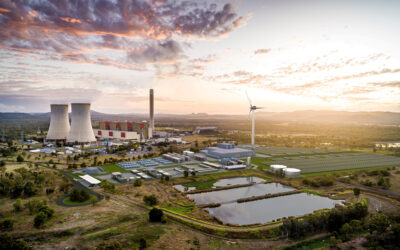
[0,110,399,125]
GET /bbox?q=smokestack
[149,89,154,131]
[66,103,96,143]
[46,104,70,141]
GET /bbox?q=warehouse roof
[81,174,101,185]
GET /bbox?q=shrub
[0,218,14,231]
[143,195,157,206]
[34,212,47,228]
[134,178,142,187]
[353,187,361,197]
[17,155,24,162]
[149,208,163,222]
[13,198,23,212]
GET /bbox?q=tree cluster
[0,168,47,198]
[302,176,334,187]
[69,189,90,202]
[279,202,368,239]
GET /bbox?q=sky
[0,0,400,114]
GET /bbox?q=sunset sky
[1,0,399,114]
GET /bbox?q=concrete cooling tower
[46,104,70,141]
[66,103,96,143]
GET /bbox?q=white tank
[284,168,301,178]
[66,103,96,143]
[270,164,287,173]
[46,104,70,140]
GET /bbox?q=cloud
[254,49,271,55]
[128,40,183,64]
[0,0,243,70]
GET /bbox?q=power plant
[149,89,154,131]
[66,103,96,143]
[46,104,70,141]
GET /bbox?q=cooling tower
[46,104,70,141]
[149,89,154,131]
[66,103,96,143]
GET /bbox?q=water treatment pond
[187,182,295,204]
[205,193,343,225]
[173,176,265,192]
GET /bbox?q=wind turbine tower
[246,92,263,148]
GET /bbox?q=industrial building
[66,103,96,143]
[94,121,152,141]
[46,104,70,141]
[201,143,255,159]
[270,164,287,173]
[284,168,301,178]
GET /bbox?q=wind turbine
[246,92,263,148]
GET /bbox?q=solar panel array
[117,161,141,169]
[267,153,400,173]
[153,157,174,165]
[137,159,159,167]
[254,146,343,156]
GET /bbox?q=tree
[24,181,37,197]
[17,155,24,162]
[34,212,47,228]
[0,160,5,167]
[368,213,390,234]
[191,171,196,176]
[70,189,90,202]
[149,208,163,222]
[183,170,189,178]
[134,178,142,187]
[353,187,361,197]
[143,195,158,206]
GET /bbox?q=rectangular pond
[205,192,343,225]
[187,182,296,204]
[173,176,265,192]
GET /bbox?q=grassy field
[182,179,217,189]
[267,153,400,173]
[101,164,129,173]
[63,194,97,205]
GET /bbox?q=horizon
[1,0,400,114]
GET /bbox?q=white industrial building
[270,164,287,173]
[67,103,96,143]
[81,174,101,187]
[284,168,301,178]
[46,104,70,141]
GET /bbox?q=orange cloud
[0,7,11,13]
[60,17,82,24]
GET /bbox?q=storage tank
[66,103,96,143]
[270,164,287,173]
[46,104,70,141]
[284,168,301,178]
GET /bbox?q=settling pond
[176,177,343,225]
[173,176,265,192]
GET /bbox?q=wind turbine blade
[245,91,252,106]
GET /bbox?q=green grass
[301,164,399,177]
[250,156,270,169]
[285,236,331,250]
[163,203,194,214]
[63,194,97,205]
[101,164,128,173]
[182,179,217,189]
[129,224,166,248]
[64,171,81,179]
[337,190,353,195]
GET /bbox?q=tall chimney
[149,89,154,131]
